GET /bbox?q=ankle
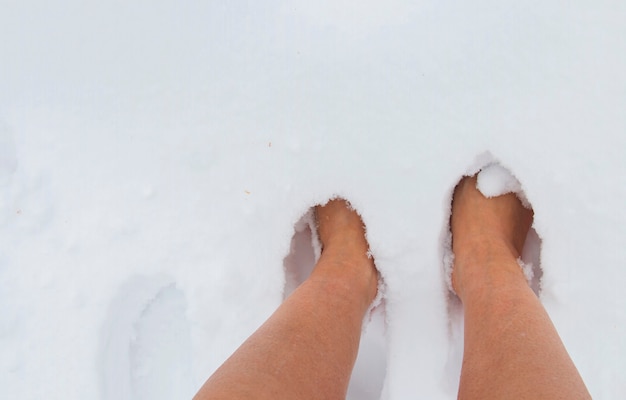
[309,256,378,308]
[453,254,528,302]
[312,198,379,306]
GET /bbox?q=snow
[476,159,529,205]
[1,1,625,399]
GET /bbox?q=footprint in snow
[99,276,195,400]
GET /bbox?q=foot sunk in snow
[443,159,543,297]
[283,206,387,400]
[441,155,543,393]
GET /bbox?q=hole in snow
[283,213,317,300]
[523,227,543,296]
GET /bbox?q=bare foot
[313,199,378,306]
[451,175,534,301]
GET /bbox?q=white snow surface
[1,1,625,399]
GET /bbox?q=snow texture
[477,162,531,208]
[1,1,626,399]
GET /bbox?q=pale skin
[194,175,591,400]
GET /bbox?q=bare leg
[194,199,378,400]
[451,175,591,399]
